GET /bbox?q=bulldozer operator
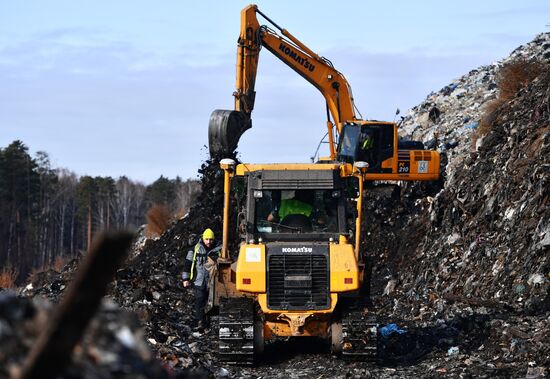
[266,190,331,232]
[267,190,312,222]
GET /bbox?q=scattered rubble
[0,293,173,379]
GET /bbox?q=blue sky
[1,0,548,183]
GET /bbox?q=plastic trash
[464,122,478,130]
[379,323,407,338]
[447,346,460,356]
[217,368,230,377]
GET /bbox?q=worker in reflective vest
[360,130,376,166]
[182,228,221,329]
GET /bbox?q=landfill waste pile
[0,293,175,379]
[358,32,550,378]
[4,34,549,378]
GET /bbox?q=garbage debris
[18,232,133,379]
[0,293,172,379]
[464,121,478,129]
[379,324,407,338]
[447,346,459,356]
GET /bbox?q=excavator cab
[337,122,395,172]
[336,121,437,180]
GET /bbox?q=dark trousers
[193,285,208,325]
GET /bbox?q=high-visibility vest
[362,136,373,150]
[189,243,203,281]
[189,242,221,281]
[278,199,312,220]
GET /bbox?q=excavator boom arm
[209,4,358,158]
[236,5,357,129]
[234,5,261,115]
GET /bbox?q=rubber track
[341,306,378,361]
[217,297,255,365]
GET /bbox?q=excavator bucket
[208,110,251,157]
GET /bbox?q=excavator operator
[360,130,376,166]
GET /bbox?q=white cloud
[0,15,544,182]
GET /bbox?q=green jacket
[278,199,313,220]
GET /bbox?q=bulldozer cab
[254,189,345,236]
[243,169,349,243]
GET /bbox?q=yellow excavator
[208,4,440,364]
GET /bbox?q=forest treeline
[0,140,200,283]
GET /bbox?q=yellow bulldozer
[207,4,440,364]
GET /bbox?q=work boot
[189,319,200,332]
[197,321,207,333]
[194,320,205,333]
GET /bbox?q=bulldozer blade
[208,109,251,157]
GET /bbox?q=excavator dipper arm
[208,4,359,159]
